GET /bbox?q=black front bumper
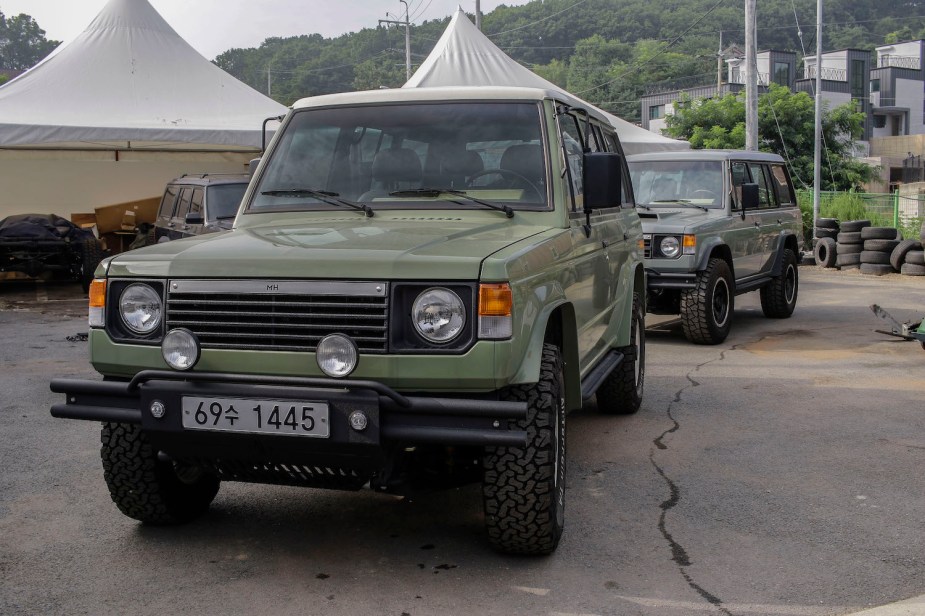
[50,370,528,452]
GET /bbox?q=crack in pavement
[649,340,760,616]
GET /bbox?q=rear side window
[770,164,795,206]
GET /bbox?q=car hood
[636,207,714,233]
[107,214,551,280]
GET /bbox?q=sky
[1,0,533,60]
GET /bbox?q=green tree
[664,84,876,191]
[0,12,59,70]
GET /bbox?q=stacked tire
[893,233,925,276]
[834,219,869,270]
[813,218,839,269]
[860,226,902,276]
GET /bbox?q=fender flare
[768,231,800,277]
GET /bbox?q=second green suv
[629,150,803,344]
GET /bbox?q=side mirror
[741,183,759,214]
[248,157,261,177]
[185,212,205,225]
[582,152,623,211]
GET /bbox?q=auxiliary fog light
[162,328,200,371]
[317,334,358,378]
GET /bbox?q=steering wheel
[691,189,718,199]
[466,168,543,202]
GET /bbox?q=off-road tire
[840,220,870,233]
[859,263,894,276]
[901,263,925,276]
[837,232,862,244]
[814,227,838,240]
[864,239,901,252]
[814,238,837,268]
[596,293,645,415]
[836,253,861,267]
[483,343,566,555]
[815,218,839,229]
[836,242,862,254]
[79,238,104,293]
[891,239,923,270]
[680,258,734,345]
[101,422,220,524]
[861,227,898,240]
[860,250,891,265]
[760,248,798,318]
[906,250,925,266]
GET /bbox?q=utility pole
[745,0,758,150]
[267,64,272,97]
[476,0,482,30]
[379,1,412,81]
[813,0,823,237]
[716,30,723,93]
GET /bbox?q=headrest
[500,144,543,179]
[372,148,422,183]
[441,150,484,177]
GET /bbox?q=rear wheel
[101,422,220,524]
[482,343,565,555]
[760,248,799,318]
[596,292,645,414]
[681,258,734,345]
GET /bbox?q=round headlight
[162,328,200,371]
[120,283,162,334]
[412,287,465,343]
[317,334,358,378]
[660,236,681,258]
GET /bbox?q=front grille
[166,280,389,353]
[643,234,652,258]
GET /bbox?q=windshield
[629,160,724,208]
[206,183,248,220]
[249,102,548,212]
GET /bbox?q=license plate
[181,396,330,438]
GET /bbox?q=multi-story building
[641,50,798,134]
[793,48,871,140]
[870,40,925,138]
[640,41,925,192]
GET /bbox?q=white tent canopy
[404,9,688,155]
[0,0,287,150]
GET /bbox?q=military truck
[629,150,802,344]
[50,86,645,555]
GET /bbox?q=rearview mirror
[582,152,623,211]
[185,212,204,225]
[741,182,759,214]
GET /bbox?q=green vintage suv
[50,86,646,555]
[628,150,802,344]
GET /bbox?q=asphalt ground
[1,266,923,616]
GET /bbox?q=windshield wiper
[261,188,374,217]
[650,199,709,212]
[389,188,514,218]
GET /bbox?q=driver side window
[730,161,750,210]
[560,114,585,209]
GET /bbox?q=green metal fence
[796,190,925,240]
